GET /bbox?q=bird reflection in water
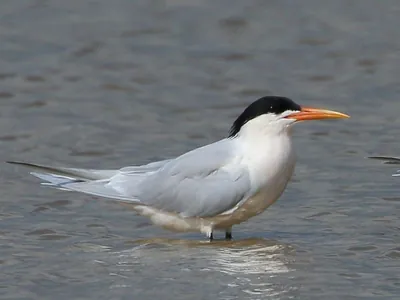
[110,237,295,298]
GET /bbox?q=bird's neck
[235,127,296,189]
[236,123,293,148]
[238,131,293,159]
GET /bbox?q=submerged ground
[1,1,399,299]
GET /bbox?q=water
[1,0,400,299]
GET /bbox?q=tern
[369,156,400,176]
[8,96,349,240]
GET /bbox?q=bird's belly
[123,182,287,235]
[232,189,279,218]
[210,154,295,229]
[126,185,284,234]
[209,185,286,229]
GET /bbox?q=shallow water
[1,1,400,299]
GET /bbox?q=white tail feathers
[7,161,140,203]
[7,161,117,180]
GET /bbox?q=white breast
[212,126,296,228]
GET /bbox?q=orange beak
[285,107,350,121]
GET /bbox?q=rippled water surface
[1,1,400,299]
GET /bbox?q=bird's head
[229,96,349,137]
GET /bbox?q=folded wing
[9,139,251,218]
[110,139,251,217]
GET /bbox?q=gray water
[1,1,400,299]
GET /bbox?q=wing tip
[368,156,400,165]
[6,160,22,165]
[6,160,37,167]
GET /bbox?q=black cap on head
[229,96,301,137]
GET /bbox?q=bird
[369,156,400,176]
[8,96,349,240]
[369,156,400,164]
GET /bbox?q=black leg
[225,230,232,240]
[209,232,214,241]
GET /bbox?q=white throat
[230,114,297,216]
[235,113,295,142]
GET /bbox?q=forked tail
[7,161,139,202]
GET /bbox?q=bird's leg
[206,231,214,241]
[225,228,232,240]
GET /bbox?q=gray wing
[369,156,400,177]
[14,139,251,217]
[108,139,251,217]
[369,156,400,165]
[8,159,174,201]
[119,159,173,174]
